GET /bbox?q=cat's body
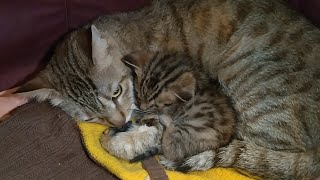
[101,52,236,163]
[18,0,320,179]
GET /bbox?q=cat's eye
[112,85,122,98]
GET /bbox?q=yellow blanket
[78,122,257,180]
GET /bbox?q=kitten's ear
[91,25,112,69]
[16,75,60,102]
[168,72,196,102]
[121,51,154,74]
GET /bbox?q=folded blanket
[78,122,257,180]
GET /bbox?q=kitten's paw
[159,150,216,172]
[138,114,160,127]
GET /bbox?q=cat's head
[17,25,136,127]
[122,51,196,113]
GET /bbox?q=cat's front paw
[100,124,161,160]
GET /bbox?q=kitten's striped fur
[19,0,320,179]
[118,52,236,162]
[95,1,320,179]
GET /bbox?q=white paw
[101,124,161,160]
[183,150,215,171]
[159,150,215,171]
[159,156,177,170]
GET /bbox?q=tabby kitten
[18,0,320,179]
[100,51,236,163]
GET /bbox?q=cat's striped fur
[17,27,137,127]
[19,0,320,179]
[94,1,320,179]
[108,52,236,163]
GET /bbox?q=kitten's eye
[112,85,122,98]
[163,103,173,106]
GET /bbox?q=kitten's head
[122,52,196,114]
[17,25,135,127]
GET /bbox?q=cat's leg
[100,123,161,161]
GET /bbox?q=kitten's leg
[100,123,161,160]
[158,114,221,162]
[157,114,192,161]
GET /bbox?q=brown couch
[0,0,319,179]
[0,0,150,91]
[0,102,118,179]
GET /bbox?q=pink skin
[0,88,28,120]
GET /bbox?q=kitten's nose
[140,102,147,110]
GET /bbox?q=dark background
[0,0,319,91]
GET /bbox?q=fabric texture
[287,0,320,26]
[78,122,257,180]
[0,0,319,91]
[0,0,150,91]
[0,102,118,180]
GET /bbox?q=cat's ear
[168,72,196,102]
[121,51,153,74]
[16,75,60,102]
[91,25,113,69]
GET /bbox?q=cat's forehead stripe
[56,39,103,112]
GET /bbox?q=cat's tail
[159,140,320,180]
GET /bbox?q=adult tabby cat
[100,51,236,163]
[18,0,320,179]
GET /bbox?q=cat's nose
[107,112,126,127]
